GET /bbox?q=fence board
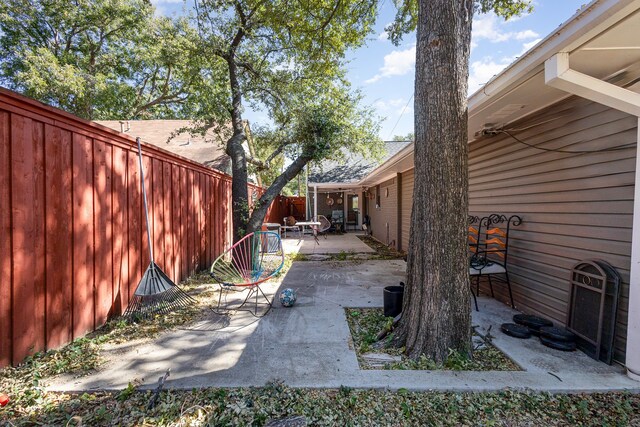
[11,115,39,363]
[127,151,142,304]
[112,147,128,316]
[199,173,206,266]
[187,170,195,275]
[72,133,95,336]
[163,162,173,281]
[171,164,181,282]
[32,122,46,353]
[0,111,11,366]
[152,158,164,270]
[45,124,73,350]
[94,139,113,326]
[180,167,188,279]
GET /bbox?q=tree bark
[392,0,473,362]
[227,51,250,243]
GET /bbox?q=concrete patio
[281,232,375,255]
[50,260,640,393]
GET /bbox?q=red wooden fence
[0,88,238,367]
[264,195,307,224]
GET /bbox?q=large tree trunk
[228,130,249,243]
[392,0,473,362]
[227,54,250,243]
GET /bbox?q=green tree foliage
[0,0,213,120]
[386,0,532,45]
[0,0,384,240]
[191,0,382,240]
[246,83,382,233]
[392,132,414,142]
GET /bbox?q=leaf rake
[123,137,196,321]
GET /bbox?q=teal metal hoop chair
[210,231,285,316]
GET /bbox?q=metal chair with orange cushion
[468,217,481,311]
[470,214,522,309]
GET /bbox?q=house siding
[469,94,637,363]
[369,177,399,248]
[400,169,415,252]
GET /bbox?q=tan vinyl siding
[469,94,637,363]
[369,178,398,247]
[400,169,414,252]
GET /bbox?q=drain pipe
[545,52,640,380]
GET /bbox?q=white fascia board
[545,53,640,116]
[468,0,639,113]
[309,182,361,189]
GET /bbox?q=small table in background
[295,221,322,243]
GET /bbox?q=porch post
[313,185,318,221]
[627,117,640,381]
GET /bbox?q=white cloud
[378,30,389,41]
[520,38,542,54]
[373,98,412,120]
[151,0,183,3]
[472,13,538,44]
[467,57,512,94]
[374,98,406,111]
[365,46,416,84]
[514,29,539,40]
[467,31,542,95]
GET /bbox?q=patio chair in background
[281,216,301,238]
[210,231,285,316]
[470,214,522,309]
[316,215,332,242]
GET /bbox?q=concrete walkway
[282,232,374,255]
[50,260,640,393]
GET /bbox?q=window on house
[376,185,381,208]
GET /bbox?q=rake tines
[124,262,196,321]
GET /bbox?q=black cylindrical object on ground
[383,285,404,317]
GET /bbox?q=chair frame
[210,231,285,316]
[469,214,522,310]
[315,215,332,243]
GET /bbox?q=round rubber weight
[501,323,531,339]
[513,314,553,330]
[539,326,577,343]
[540,335,576,351]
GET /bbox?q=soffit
[468,3,640,143]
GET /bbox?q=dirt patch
[345,307,521,371]
[356,235,405,260]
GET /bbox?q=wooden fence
[0,88,250,367]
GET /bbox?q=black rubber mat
[540,335,577,351]
[539,326,577,343]
[501,322,532,339]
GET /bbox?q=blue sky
[153,0,587,140]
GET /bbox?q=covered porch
[308,183,364,233]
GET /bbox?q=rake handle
[136,137,155,264]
